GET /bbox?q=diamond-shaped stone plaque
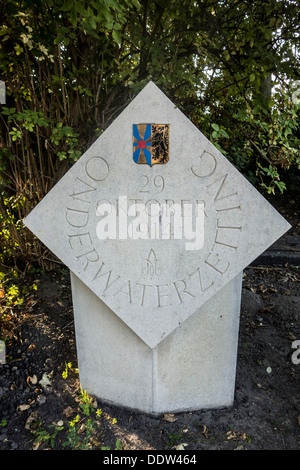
[24,82,290,348]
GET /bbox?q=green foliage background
[0,0,299,268]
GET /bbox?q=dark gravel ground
[0,194,299,452]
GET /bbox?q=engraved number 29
[139,175,165,193]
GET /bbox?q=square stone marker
[24,81,291,413]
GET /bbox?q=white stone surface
[24,81,291,348]
[71,271,243,414]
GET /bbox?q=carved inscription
[65,147,242,310]
[66,157,108,273]
[143,249,161,276]
[191,158,243,281]
[139,175,165,193]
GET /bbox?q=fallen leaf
[226,430,248,441]
[78,423,86,434]
[202,424,209,438]
[18,404,30,411]
[31,374,38,384]
[63,406,73,418]
[27,374,38,387]
[25,411,39,430]
[163,413,177,422]
[226,430,237,440]
[39,372,52,387]
[173,443,188,450]
[37,395,46,405]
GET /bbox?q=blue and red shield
[133,124,169,166]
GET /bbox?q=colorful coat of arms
[133,124,169,166]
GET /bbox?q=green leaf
[212,123,219,131]
[224,50,230,61]
[57,151,67,161]
[70,7,77,27]
[250,73,256,82]
[89,16,97,29]
[1,107,16,115]
[112,29,122,45]
[219,129,229,138]
[75,1,86,16]
[130,0,141,8]
[60,0,74,12]
[102,9,114,24]
[115,439,122,450]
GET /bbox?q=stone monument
[24,82,290,414]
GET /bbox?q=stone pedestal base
[71,271,243,415]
